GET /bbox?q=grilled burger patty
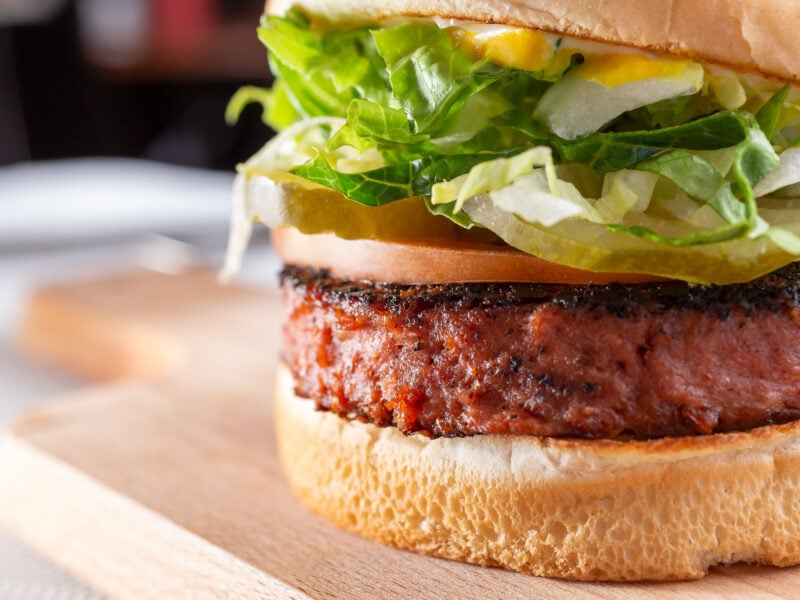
[282,264,800,439]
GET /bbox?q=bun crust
[266,0,800,83]
[275,364,800,581]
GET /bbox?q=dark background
[0,0,272,170]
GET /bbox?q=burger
[223,0,800,581]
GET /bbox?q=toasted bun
[275,364,800,581]
[266,0,800,83]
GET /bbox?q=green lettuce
[227,11,800,283]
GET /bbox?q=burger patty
[281,264,800,439]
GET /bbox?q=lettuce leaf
[756,84,791,140]
[555,111,756,172]
[430,147,555,211]
[754,147,800,196]
[610,127,780,245]
[256,14,390,126]
[292,149,522,206]
[370,23,503,135]
[228,13,800,283]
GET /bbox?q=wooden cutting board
[1,269,798,599]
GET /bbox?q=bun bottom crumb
[275,364,800,581]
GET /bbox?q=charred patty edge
[280,262,800,317]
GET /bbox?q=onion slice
[271,228,665,285]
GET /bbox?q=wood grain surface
[0,269,798,599]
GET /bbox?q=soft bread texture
[275,364,800,581]
[266,0,800,84]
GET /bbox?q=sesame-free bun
[274,364,800,581]
[266,0,800,84]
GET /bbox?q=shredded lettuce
[491,171,599,226]
[226,11,800,283]
[754,147,800,196]
[595,170,658,221]
[431,147,602,224]
[554,111,758,172]
[431,147,553,211]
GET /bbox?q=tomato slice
[271,228,665,285]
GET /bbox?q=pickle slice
[464,195,799,284]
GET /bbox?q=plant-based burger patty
[282,264,800,439]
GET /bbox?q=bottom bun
[275,364,800,581]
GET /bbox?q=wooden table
[1,269,797,598]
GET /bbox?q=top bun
[266,0,800,83]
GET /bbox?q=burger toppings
[224,8,800,284]
[282,263,800,439]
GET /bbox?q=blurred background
[1,0,270,167]
[1,2,279,597]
